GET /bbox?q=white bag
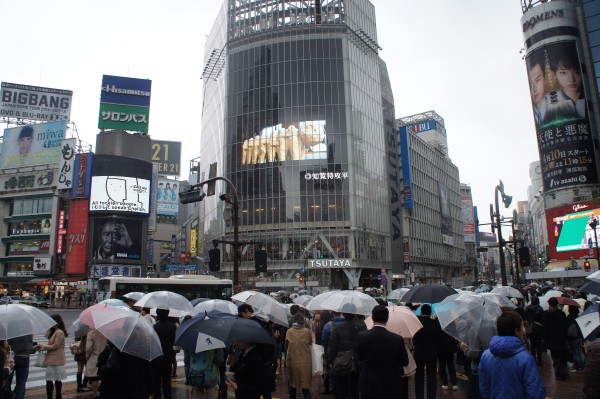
[34,351,47,368]
[311,343,324,375]
[403,344,416,377]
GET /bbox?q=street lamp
[491,180,512,286]
[590,218,600,268]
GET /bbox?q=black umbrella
[579,280,600,296]
[179,315,273,345]
[400,284,457,304]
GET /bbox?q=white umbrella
[540,290,564,310]
[577,303,599,339]
[479,293,517,308]
[134,291,193,312]
[122,292,145,301]
[292,295,314,308]
[306,290,342,311]
[232,291,289,327]
[490,286,524,299]
[0,304,57,340]
[231,290,260,304]
[388,288,410,301]
[587,270,600,282]
[191,299,238,316]
[312,290,378,316]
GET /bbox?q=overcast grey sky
[1,1,534,227]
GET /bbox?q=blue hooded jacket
[478,335,545,399]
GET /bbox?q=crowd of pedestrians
[3,284,600,399]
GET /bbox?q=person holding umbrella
[413,304,441,399]
[7,328,34,399]
[225,340,272,399]
[153,308,177,399]
[35,314,68,399]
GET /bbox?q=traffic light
[518,247,531,267]
[208,247,221,271]
[255,249,268,273]
[585,260,591,272]
[299,276,304,285]
[179,187,206,204]
[180,252,190,265]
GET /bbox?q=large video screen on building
[0,121,67,170]
[525,41,598,191]
[546,201,600,260]
[241,120,327,164]
[90,216,143,261]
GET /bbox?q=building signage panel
[90,217,144,261]
[525,41,597,192]
[0,121,67,170]
[165,264,199,272]
[438,182,454,246]
[307,258,352,268]
[399,126,413,209]
[1,170,54,192]
[462,196,476,243]
[151,140,181,176]
[90,176,150,214]
[0,82,72,122]
[33,257,51,272]
[65,200,89,275]
[190,229,197,256]
[98,102,150,132]
[72,153,92,199]
[100,75,152,107]
[157,178,180,215]
[89,264,141,278]
[57,138,76,190]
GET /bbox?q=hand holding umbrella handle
[225,377,237,391]
[459,342,468,352]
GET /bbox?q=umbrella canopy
[81,306,163,361]
[577,303,600,339]
[0,303,57,340]
[134,291,193,312]
[400,284,457,304]
[305,290,342,311]
[490,286,524,299]
[365,305,422,338]
[177,315,273,346]
[122,292,144,301]
[99,298,129,307]
[72,318,91,338]
[190,298,210,307]
[310,290,378,316]
[232,291,289,326]
[579,280,600,296]
[435,293,500,350]
[479,293,517,309]
[231,290,261,304]
[540,290,564,310]
[191,299,238,316]
[556,296,580,307]
[175,312,230,353]
[79,303,124,324]
[388,288,411,301]
[292,295,314,308]
[587,270,600,283]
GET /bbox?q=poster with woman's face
[0,121,67,170]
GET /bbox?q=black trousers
[549,347,569,380]
[438,352,457,386]
[331,372,359,399]
[153,361,172,399]
[415,359,437,399]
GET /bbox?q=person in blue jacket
[478,311,545,399]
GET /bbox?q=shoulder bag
[34,351,47,368]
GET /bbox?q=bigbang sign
[0,82,72,122]
[525,41,598,191]
[1,121,67,170]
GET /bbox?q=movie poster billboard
[546,201,600,261]
[0,82,72,122]
[525,41,598,191]
[241,120,327,164]
[0,121,67,170]
[151,140,181,176]
[90,216,143,261]
[157,178,180,216]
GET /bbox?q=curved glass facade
[199,0,395,288]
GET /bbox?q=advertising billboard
[0,82,72,122]
[546,201,600,260]
[0,121,67,169]
[525,41,598,191]
[90,176,151,214]
[57,138,77,190]
[399,126,413,209]
[439,182,454,245]
[90,216,144,261]
[157,178,180,215]
[98,75,151,133]
[72,153,93,199]
[151,140,181,176]
[462,196,476,243]
[65,200,89,275]
[241,120,327,164]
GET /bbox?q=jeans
[568,339,585,370]
[12,355,30,399]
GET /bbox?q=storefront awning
[55,276,87,282]
[27,278,51,284]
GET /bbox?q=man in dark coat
[542,296,569,381]
[413,304,442,399]
[226,341,270,399]
[327,303,366,399]
[525,296,545,365]
[357,305,408,399]
[583,307,600,398]
[152,308,177,399]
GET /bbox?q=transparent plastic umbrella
[0,303,57,340]
[191,299,238,316]
[98,298,129,307]
[305,290,342,311]
[134,291,193,312]
[122,292,144,301]
[540,290,564,311]
[365,305,422,338]
[435,293,500,350]
[490,286,524,299]
[312,290,378,316]
[387,288,410,301]
[232,291,288,327]
[292,295,314,308]
[83,306,163,361]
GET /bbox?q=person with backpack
[321,311,342,395]
[525,296,545,366]
[187,348,224,399]
[326,304,365,399]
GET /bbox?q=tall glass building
[198,0,400,290]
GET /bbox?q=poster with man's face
[90,217,143,261]
[0,121,67,170]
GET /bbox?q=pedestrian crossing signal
[585,260,591,272]
[299,276,304,285]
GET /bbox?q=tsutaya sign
[308,258,352,268]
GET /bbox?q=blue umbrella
[577,303,600,339]
[175,311,231,353]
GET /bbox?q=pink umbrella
[365,305,422,338]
